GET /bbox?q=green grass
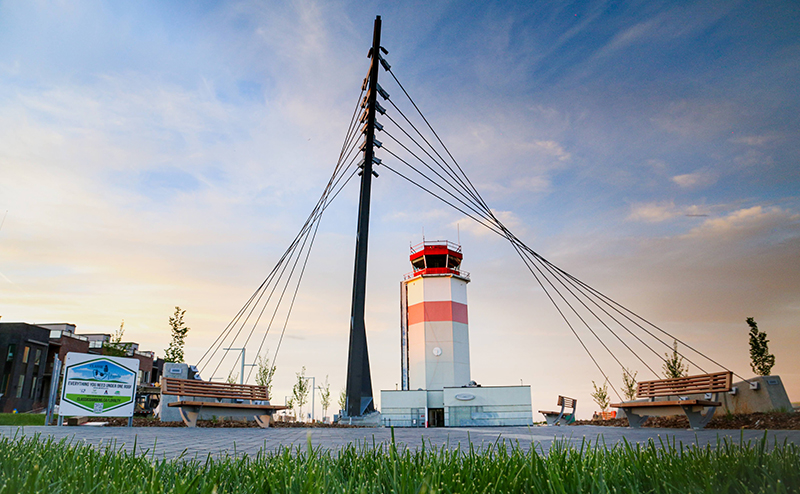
[0,431,798,493]
[0,413,46,426]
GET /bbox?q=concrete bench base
[168,401,285,428]
[612,399,721,430]
[538,411,574,426]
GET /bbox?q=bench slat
[636,371,732,398]
[162,378,269,401]
[611,399,721,408]
[557,396,577,409]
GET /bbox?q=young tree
[338,388,347,413]
[103,320,132,357]
[255,354,277,399]
[747,317,775,376]
[286,396,295,419]
[225,371,239,384]
[662,340,688,379]
[622,367,638,402]
[291,366,310,422]
[164,307,190,363]
[591,380,610,413]
[319,376,331,420]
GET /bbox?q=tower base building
[380,241,532,427]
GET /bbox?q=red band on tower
[407,301,469,325]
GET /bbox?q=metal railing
[48,330,88,342]
[403,267,470,281]
[410,239,462,255]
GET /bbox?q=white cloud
[588,3,735,63]
[455,133,570,199]
[511,175,551,192]
[733,149,774,169]
[627,201,733,223]
[671,170,717,188]
[453,209,523,238]
[602,17,662,54]
[627,201,679,223]
[685,206,800,239]
[730,135,778,146]
[481,175,551,196]
[650,99,737,138]
[532,140,571,162]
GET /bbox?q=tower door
[428,408,444,427]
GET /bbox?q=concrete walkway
[2,425,798,460]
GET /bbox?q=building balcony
[404,267,470,281]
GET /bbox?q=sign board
[59,353,139,417]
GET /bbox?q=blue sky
[1,0,798,417]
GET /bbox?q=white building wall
[380,390,428,428]
[405,277,422,304]
[407,323,427,390]
[450,280,468,305]
[380,387,533,428]
[406,276,468,305]
[444,386,533,427]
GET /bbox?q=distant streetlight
[304,376,316,422]
[222,348,256,385]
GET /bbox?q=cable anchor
[376,84,390,100]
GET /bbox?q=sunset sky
[1,1,798,418]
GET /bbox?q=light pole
[222,348,256,384]
[316,384,325,422]
[284,395,292,422]
[304,376,316,422]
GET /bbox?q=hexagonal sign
[60,353,140,417]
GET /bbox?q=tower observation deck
[405,240,470,281]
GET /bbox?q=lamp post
[304,376,316,422]
[222,348,256,384]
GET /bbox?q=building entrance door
[428,408,444,427]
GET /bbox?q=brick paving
[2,425,798,460]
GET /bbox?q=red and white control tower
[383,239,532,427]
[400,240,471,391]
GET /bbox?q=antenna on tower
[422,226,425,242]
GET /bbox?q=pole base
[335,410,382,427]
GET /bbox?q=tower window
[426,255,447,268]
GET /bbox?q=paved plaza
[2,425,799,459]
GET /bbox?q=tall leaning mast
[345,15,386,418]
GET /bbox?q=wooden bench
[539,396,577,426]
[611,371,732,430]
[162,378,288,428]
